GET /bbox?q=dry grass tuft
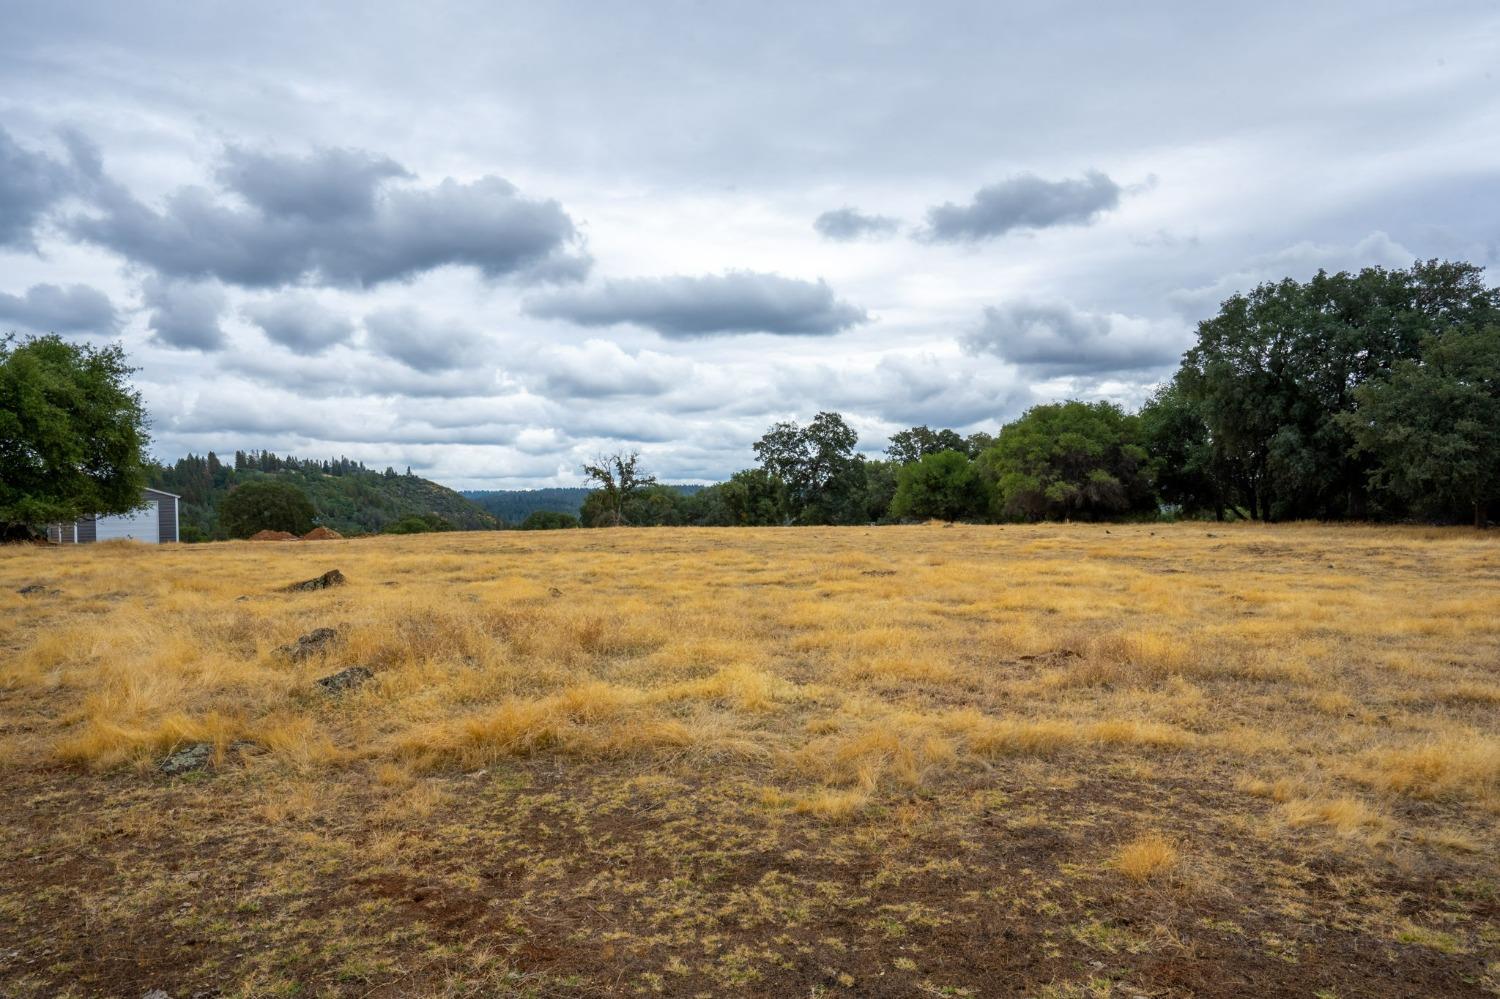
[1358,736,1500,801]
[1282,795,1389,840]
[1111,832,1179,882]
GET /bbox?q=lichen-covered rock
[158,742,214,775]
[275,627,339,661]
[16,583,60,596]
[316,666,373,694]
[281,569,346,592]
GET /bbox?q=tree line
[3,258,1497,538]
[567,260,1500,528]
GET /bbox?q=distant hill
[150,451,499,540]
[464,485,705,525]
[462,488,593,523]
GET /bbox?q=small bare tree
[581,451,656,526]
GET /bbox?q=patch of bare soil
[1,758,1493,998]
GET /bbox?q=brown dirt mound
[301,526,344,541]
[248,530,299,541]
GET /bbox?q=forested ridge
[148,451,497,539]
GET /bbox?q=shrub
[519,510,580,530]
[218,479,316,538]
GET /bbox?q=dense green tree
[694,469,789,526]
[752,411,864,523]
[964,431,995,456]
[890,450,988,521]
[622,484,693,526]
[887,425,995,464]
[983,401,1154,522]
[383,513,455,534]
[1342,326,1500,527]
[857,460,901,522]
[218,479,317,537]
[519,510,580,530]
[886,426,966,464]
[581,452,657,526]
[0,334,150,538]
[1138,382,1226,518]
[1178,260,1500,520]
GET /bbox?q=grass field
[1,524,1497,997]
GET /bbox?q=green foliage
[890,450,988,521]
[753,411,865,524]
[694,469,790,526]
[1342,326,1500,526]
[218,479,316,538]
[886,426,964,464]
[464,488,593,524]
[518,510,580,530]
[856,460,900,523]
[985,401,1154,522]
[150,449,497,538]
[886,426,993,464]
[0,334,149,535]
[383,513,456,534]
[1138,382,1224,518]
[581,452,657,526]
[581,482,700,527]
[1176,260,1500,520]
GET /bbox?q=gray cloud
[143,277,228,350]
[70,146,590,288]
[223,344,511,400]
[243,294,356,354]
[920,171,1121,243]
[963,301,1185,376]
[0,127,80,250]
[532,340,685,399]
[0,283,117,334]
[364,306,490,372]
[525,271,868,338]
[4,4,1496,489]
[814,206,900,241]
[216,146,411,221]
[769,352,1028,430]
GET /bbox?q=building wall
[65,489,178,544]
[150,490,179,543]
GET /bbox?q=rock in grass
[276,627,339,661]
[158,742,214,776]
[281,569,346,592]
[316,666,373,694]
[16,583,60,596]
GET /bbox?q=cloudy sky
[2,2,1497,488]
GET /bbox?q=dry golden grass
[4,523,1498,813]
[1111,832,1180,881]
[1,522,1497,996]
